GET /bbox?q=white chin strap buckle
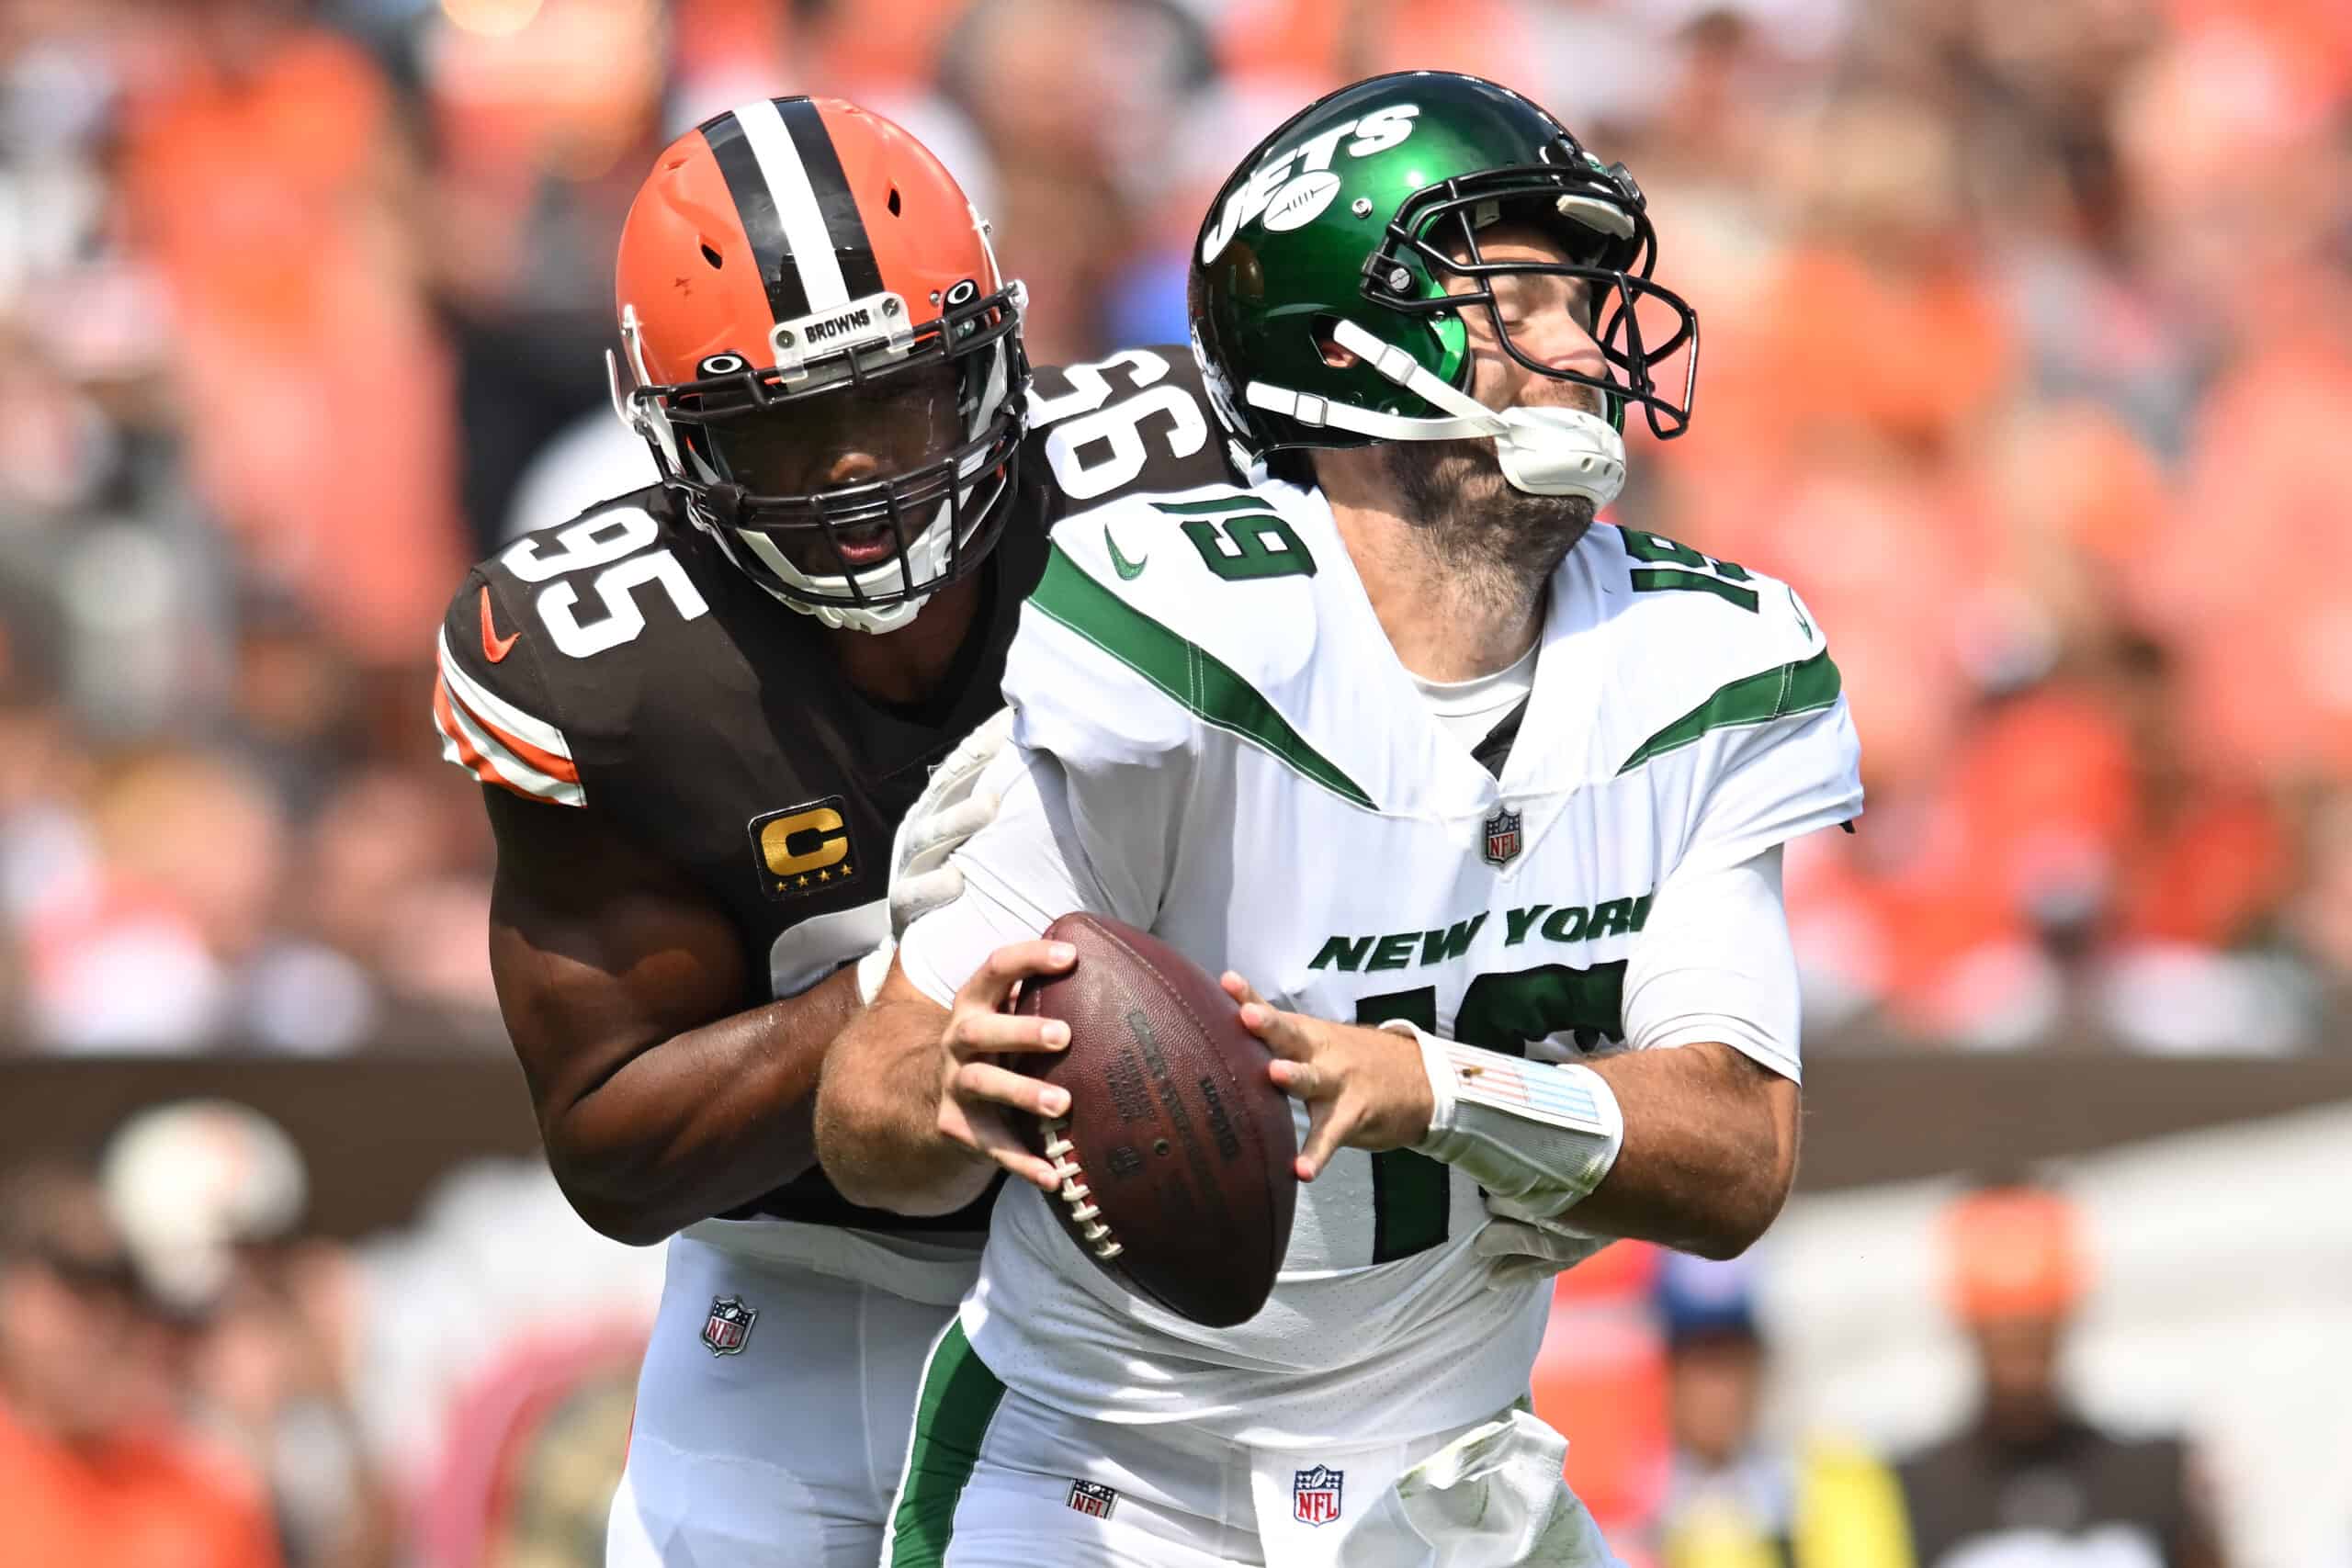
[1249,317,1628,508]
[1487,404,1626,503]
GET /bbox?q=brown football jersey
[1896,1418,2200,1568]
[434,345,1237,1234]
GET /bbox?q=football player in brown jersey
[433,96,1233,1568]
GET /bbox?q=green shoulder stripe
[1619,648,1842,774]
[1149,492,1263,515]
[1030,543,1374,809]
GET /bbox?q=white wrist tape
[854,940,896,1007]
[1386,1021,1624,1221]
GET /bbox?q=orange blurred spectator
[2149,336,2352,782]
[0,1163,280,1568]
[117,0,462,667]
[1213,0,1535,86]
[1703,93,2018,462]
[1896,1180,2228,1567]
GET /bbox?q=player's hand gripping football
[1221,973,1435,1180]
[933,937,1077,1192]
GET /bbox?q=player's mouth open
[832,523,899,567]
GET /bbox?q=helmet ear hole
[1309,316,1358,370]
[700,242,724,269]
[887,186,902,217]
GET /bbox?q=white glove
[888,705,1014,939]
[1474,1200,1612,1291]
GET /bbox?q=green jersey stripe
[1149,493,1265,514]
[884,1321,1007,1568]
[1030,544,1375,809]
[1618,648,1843,774]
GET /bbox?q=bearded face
[1377,434,1599,589]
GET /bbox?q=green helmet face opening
[1189,72,1701,465]
[1371,158,1698,440]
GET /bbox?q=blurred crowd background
[4,0,2351,1058]
[2,0,2348,1565]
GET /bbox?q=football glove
[888,705,1013,939]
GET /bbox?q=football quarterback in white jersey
[818,71,1863,1568]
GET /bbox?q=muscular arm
[1242,848,1805,1263]
[485,788,862,1245]
[1571,1042,1798,1259]
[1571,845,1804,1258]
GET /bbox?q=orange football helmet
[610,96,1028,633]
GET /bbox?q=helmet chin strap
[1245,317,1627,507]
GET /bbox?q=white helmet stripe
[732,99,848,311]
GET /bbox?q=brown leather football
[1012,912,1297,1327]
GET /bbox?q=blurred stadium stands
[2,1,2348,1564]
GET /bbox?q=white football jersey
[899,475,1863,1447]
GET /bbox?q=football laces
[1040,1118,1123,1259]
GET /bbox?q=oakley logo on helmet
[1200,103,1421,265]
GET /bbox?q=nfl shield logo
[701,1295,756,1356]
[1066,1480,1119,1520]
[1293,1464,1344,1527]
[1483,807,1523,867]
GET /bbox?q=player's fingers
[1238,999,1317,1062]
[964,939,1079,1009]
[933,1089,988,1155]
[1267,1056,1324,1100]
[1218,971,1267,1010]
[1295,1097,1352,1182]
[950,1101,1060,1191]
[951,1059,1070,1121]
[945,1009,1069,1058]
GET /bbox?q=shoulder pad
[1004,478,1336,776]
[1019,345,1245,530]
[1584,525,1837,773]
[1042,479,1326,684]
[433,567,586,807]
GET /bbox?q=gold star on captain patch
[817,868,831,882]
[839,863,853,879]
[795,875,810,889]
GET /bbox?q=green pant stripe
[886,1320,1007,1568]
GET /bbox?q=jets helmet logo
[1200,104,1421,264]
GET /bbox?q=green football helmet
[1189,71,1698,505]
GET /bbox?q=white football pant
[605,1227,966,1568]
[882,1319,1623,1568]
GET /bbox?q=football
[1012,912,1297,1327]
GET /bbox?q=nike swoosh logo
[480,586,522,662]
[1104,525,1148,581]
[1786,585,1813,641]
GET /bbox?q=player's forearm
[814,996,997,1217]
[1568,1042,1798,1258]
[538,966,864,1245]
